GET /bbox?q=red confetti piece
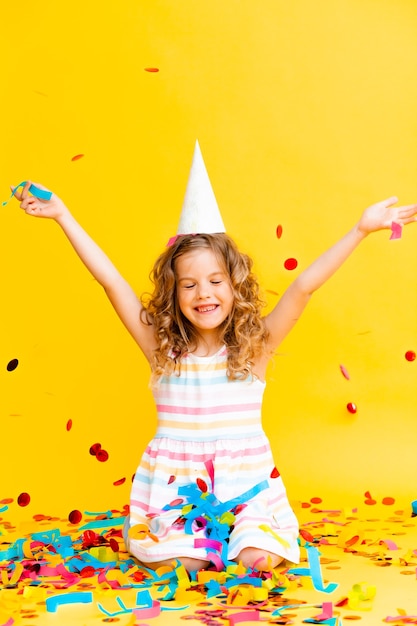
[6,358,19,372]
[113,477,126,486]
[270,467,280,479]
[299,528,315,543]
[66,419,73,431]
[89,443,102,456]
[80,566,95,578]
[168,475,176,484]
[345,534,360,547]
[339,364,350,380]
[71,154,84,161]
[346,402,357,414]
[301,502,311,508]
[17,492,30,507]
[364,490,377,505]
[96,449,109,462]
[382,497,395,506]
[196,478,208,493]
[145,67,159,72]
[276,224,283,239]
[109,538,119,552]
[284,257,298,270]
[405,350,416,362]
[68,509,82,524]
[169,498,184,507]
[310,497,322,504]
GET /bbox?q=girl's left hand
[358,196,417,235]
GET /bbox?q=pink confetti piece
[381,539,399,550]
[312,601,333,621]
[390,221,402,240]
[228,610,261,625]
[339,364,350,380]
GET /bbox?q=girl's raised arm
[264,196,417,351]
[13,182,157,361]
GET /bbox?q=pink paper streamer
[390,222,403,240]
[133,600,161,619]
[228,611,261,625]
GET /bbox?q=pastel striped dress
[126,346,300,564]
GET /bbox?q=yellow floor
[1,499,416,626]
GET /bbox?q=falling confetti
[270,467,280,479]
[68,509,83,524]
[71,154,84,161]
[145,67,159,72]
[284,257,298,270]
[17,492,30,506]
[89,443,102,456]
[276,224,283,239]
[405,350,416,362]
[113,477,126,486]
[6,358,19,372]
[382,497,395,506]
[346,402,357,414]
[340,364,350,380]
[66,419,73,431]
[96,449,109,462]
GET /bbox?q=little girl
[12,163,416,573]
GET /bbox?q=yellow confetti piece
[259,524,290,549]
[175,587,202,603]
[347,582,377,610]
[175,563,191,588]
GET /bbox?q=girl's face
[175,248,234,340]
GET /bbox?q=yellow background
[1,0,416,523]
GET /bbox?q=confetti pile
[1,494,416,626]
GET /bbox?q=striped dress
[126,346,299,565]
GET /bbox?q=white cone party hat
[176,140,225,236]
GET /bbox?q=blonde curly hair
[141,233,269,381]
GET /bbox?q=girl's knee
[234,547,283,570]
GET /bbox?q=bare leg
[139,556,210,572]
[234,547,284,570]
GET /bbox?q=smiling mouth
[195,305,218,313]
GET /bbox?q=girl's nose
[197,283,210,298]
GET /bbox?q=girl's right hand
[12,181,69,221]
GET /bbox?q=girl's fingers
[382,196,399,208]
[21,181,32,200]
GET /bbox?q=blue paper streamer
[287,546,338,594]
[46,591,93,613]
[2,181,52,207]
